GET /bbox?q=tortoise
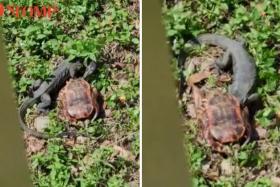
[191,84,252,153]
[57,78,99,123]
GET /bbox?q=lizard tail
[23,127,49,139]
[18,98,49,139]
[197,33,235,49]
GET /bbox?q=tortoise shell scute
[205,91,246,143]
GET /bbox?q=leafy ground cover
[163,1,280,186]
[1,0,139,186]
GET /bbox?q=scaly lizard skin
[18,61,83,139]
[197,33,257,105]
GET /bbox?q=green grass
[163,1,280,186]
[1,0,139,186]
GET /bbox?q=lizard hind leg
[31,79,43,90]
[37,93,51,113]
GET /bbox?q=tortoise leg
[204,127,224,153]
[61,105,76,124]
[91,88,100,121]
[242,107,252,146]
[92,105,99,121]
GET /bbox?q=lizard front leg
[83,61,97,80]
[209,50,232,75]
[235,35,246,46]
[215,49,232,70]
[69,61,83,78]
[29,79,43,96]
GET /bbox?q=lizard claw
[83,61,97,79]
[245,93,259,105]
[29,79,43,96]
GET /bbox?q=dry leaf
[129,180,139,187]
[218,74,231,82]
[184,59,196,78]
[119,95,127,105]
[25,136,46,156]
[82,154,94,166]
[113,145,135,162]
[187,71,211,86]
[272,177,280,186]
[256,3,266,17]
[71,166,79,177]
[33,116,49,133]
[134,63,139,77]
[221,159,234,176]
[256,126,268,139]
[192,85,203,109]
[64,138,75,147]
[202,163,210,174]
[206,170,220,181]
[76,136,89,144]
[276,111,280,120]
[187,103,197,118]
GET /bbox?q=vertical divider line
[142,0,191,186]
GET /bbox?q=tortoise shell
[205,91,246,143]
[192,85,251,152]
[57,78,99,123]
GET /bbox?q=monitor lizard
[196,33,258,105]
[18,61,96,139]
